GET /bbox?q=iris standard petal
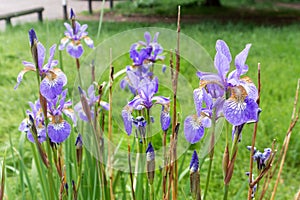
[48,120,71,143]
[184,115,205,144]
[37,42,46,70]
[214,51,230,82]
[235,44,251,76]
[193,88,203,116]
[216,40,232,64]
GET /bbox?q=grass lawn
[0,17,300,199]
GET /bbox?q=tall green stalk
[203,109,216,200]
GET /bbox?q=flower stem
[146,108,152,143]
[150,182,154,200]
[223,184,229,200]
[203,109,216,200]
[76,58,82,86]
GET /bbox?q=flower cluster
[121,32,170,136]
[184,40,260,143]
[16,29,75,143]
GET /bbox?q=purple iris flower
[129,32,164,67]
[15,42,67,100]
[59,9,94,58]
[74,84,109,121]
[47,89,76,143]
[184,87,212,144]
[127,76,169,110]
[19,99,46,143]
[197,40,259,126]
[247,146,272,170]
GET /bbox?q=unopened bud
[146,142,155,185]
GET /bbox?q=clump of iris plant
[59,8,94,58]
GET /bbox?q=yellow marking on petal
[199,80,208,88]
[46,71,58,81]
[241,76,253,84]
[229,85,248,102]
[52,115,63,124]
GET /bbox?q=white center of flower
[52,122,65,131]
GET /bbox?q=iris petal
[223,96,258,126]
[66,42,83,58]
[122,108,133,135]
[184,115,205,144]
[48,121,71,143]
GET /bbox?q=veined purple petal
[121,108,133,135]
[184,115,205,144]
[27,127,47,143]
[128,96,144,109]
[66,42,83,58]
[193,88,203,116]
[37,42,46,70]
[79,24,88,34]
[63,23,73,36]
[40,73,64,100]
[214,51,230,83]
[223,87,259,126]
[153,32,159,43]
[235,44,251,76]
[216,40,232,64]
[144,32,151,45]
[152,96,170,106]
[48,120,71,143]
[126,70,140,90]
